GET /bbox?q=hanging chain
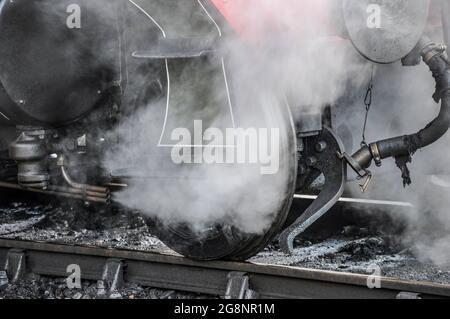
[361,64,374,147]
[357,64,375,193]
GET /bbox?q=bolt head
[306,156,318,167]
[315,141,327,153]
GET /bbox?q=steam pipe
[47,185,110,199]
[0,181,109,204]
[57,156,108,194]
[351,37,450,171]
[60,165,109,194]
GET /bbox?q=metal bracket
[97,258,124,297]
[279,127,346,254]
[340,151,367,178]
[339,150,373,193]
[4,249,26,283]
[224,272,258,299]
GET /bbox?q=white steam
[340,21,450,266]
[106,0,370,235]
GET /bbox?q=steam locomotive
[0,0,449,260]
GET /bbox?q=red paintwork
[209,0,441,39]
[209,0,336,38]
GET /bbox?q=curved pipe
[58,155,109,194]
[61,165,109,194]
[351,37,450,172]
[0,181,109,204]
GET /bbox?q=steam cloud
[9,0,449,263]
[106,0,370,235]
[340,19,450,265]
[28,0,450,262]
[104,0,450,265]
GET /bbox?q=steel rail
[0,238,449,299]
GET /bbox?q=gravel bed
[0,273,212,299]
[1,195,450,298]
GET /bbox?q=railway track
[0,239,449,299]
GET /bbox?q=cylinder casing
[0,0,120,126]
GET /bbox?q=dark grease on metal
[279,127,346,254]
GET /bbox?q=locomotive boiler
[0,0,449,260]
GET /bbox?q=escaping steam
[33,0,450,262]
[339,17,450,266]
[105,0,370,235]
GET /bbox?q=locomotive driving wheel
[147,100,298,261]
[114,27,298,260]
